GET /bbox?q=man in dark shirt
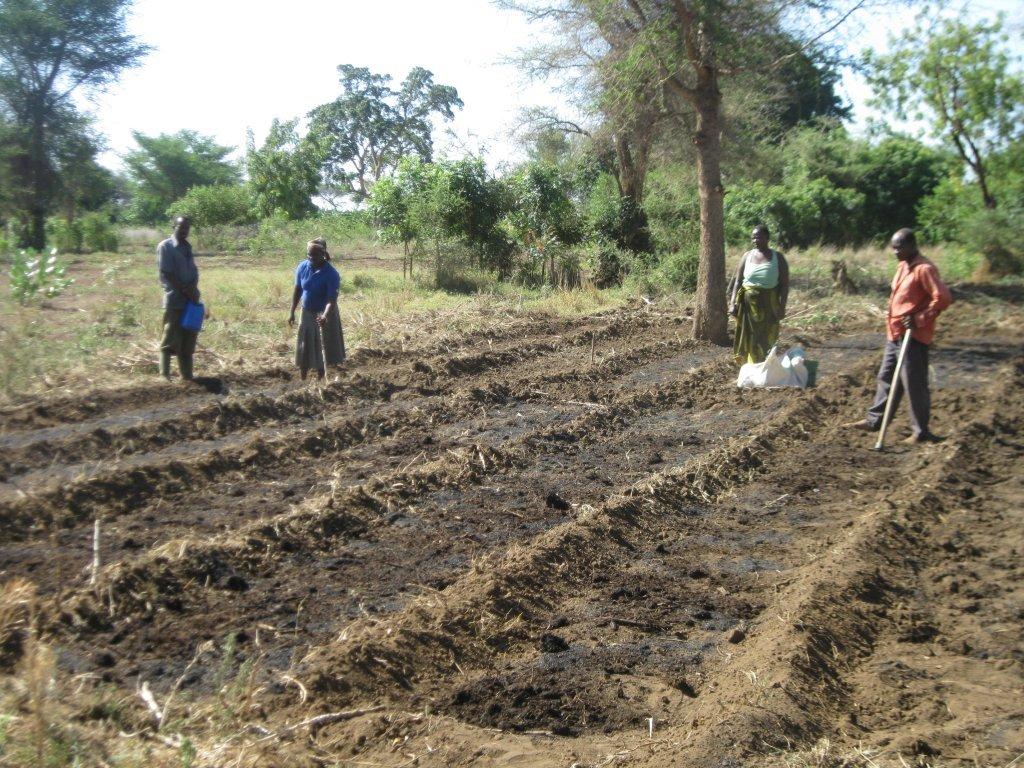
[157,217,200,380]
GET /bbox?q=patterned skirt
[733,285,782,365]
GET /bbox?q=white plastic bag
[736,345,809,389]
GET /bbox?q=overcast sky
[85,0,1022,173]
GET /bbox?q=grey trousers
[867,336,931,436]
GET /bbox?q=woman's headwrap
[307,237,330,261]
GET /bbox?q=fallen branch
[596,616,666,632]
[274,705,387,738]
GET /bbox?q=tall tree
[503,0,871,343]
[124,130,240,223]
[772,47,850,130]
[0,114,25,223]
[50,111,117,221]
[508,7,671,253]
[865,12,1024,210]
[0,0,149,248]
[308,65,463,206]
[246,119,322,220]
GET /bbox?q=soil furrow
[0,312,683,482]
[0,321,706,541]
[221,348,1013,768]
[644,356,1024,768]
[0,310,666,437]
[44,354,766,690]
[5,303,1020,768]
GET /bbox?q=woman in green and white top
[729,225,790,364]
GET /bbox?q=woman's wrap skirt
[296,307,346,370]
[733,285,782,365]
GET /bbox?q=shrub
[917,170,1023,276]
[916,175,979,244]
[0,222,14,259]
[45,218,82,253]
[586,175,653,254]
[724,178,865,248]
[435,265,497,294]
[961,204,1024,277]
[850,135,950,240]
[644,173,701,255]
[249,211,374,256]
[656,246,700,290]
[167,184,255,227]
[590,240,625,288]
[350,273,375,290]
[79,212,119,252]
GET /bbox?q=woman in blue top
[728,224,790,364]
[288,238,346,380]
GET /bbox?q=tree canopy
[308,65,463,206]
[124,130,241,224]
[503,0,873,342]
[0,0,149,247]
[246,119,322,220]
[865,11,1024,210]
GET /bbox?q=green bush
[590,240,625,288]
[961,204,1024,276]
[917,164,1023,276]
[79,211,119,252]
[434,265,497,294]
[935,245,981,282]
[250,212,374,256]
[585,175,653,254]
[350,272,375,290]
[44,213,119,253]
[724,178,865,248]
[916,175,979,244]
[656,246,700,290]
[0,222,12,258]
[644,170,701,254]
[46,217,83,253]
[167,184,255,227]
[851,135,950,240]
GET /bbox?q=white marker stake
[90,518,101,585]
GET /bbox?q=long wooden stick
[318,316,329,376]
[873,329,912,451]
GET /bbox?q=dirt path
[0,306,1021,768]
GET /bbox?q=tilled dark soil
[0,305,1021,768]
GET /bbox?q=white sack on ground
[737,345,810,389]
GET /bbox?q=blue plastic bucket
[181,301,204,333]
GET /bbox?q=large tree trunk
[612,132,654,255]
[26,107,49,251]
[975,164,997,210]
[691,81,729,345]
[615,133,644,202]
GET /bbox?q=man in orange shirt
[845,228,952,443]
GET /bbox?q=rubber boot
[159,351,172,379]
[179,354,194,381]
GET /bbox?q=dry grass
[0,238,634,403]
[3,234,1016,404]
[766,738,885,768]
[0,579,34,656]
